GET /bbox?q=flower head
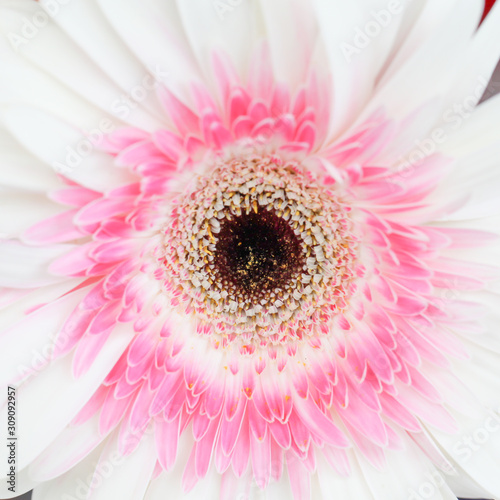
[1,1,500,499]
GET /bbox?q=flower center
[212,207,305,304]
[160,153,358,344]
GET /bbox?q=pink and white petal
[287,452,313,500]
[369,99,447,165]
[23,208,84,245]
[0,2,499,500]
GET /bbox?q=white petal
[0,322,134,473]
[144,430,220,500]
[30,410,108,482]
[0,191,63,238]
[0,127,60,192]
[176,0,263,88]
[31,442,105,500]
[438,92,500,158]
[0,240,74,289]
[444,471,493,500]
[441,2,500,117]
[0,31,121,133]
[257,0,317,91]
[0,0,163,131]
[0,279,80,330]
[378,0,477,86]
[356,435,458,500]
[97,0,203,105]
[452,291,500,353]
[2,106,136,192]
[0,287,31,310]
[146,470,221,500]
[376,0,427,78]
[312,0,406,138]
[38,0,170,125]
[372,97,444,165]
[86,427,157,500]
[317,451,374,500]
[453,337,500,409]
[433,144,500,221]
[426,404,500,499]
[360,0,483,122]
[433,213,500,236]
[261,474,295,500]
[144,473,181,499]
[0,465,38,499]
[426,337,500,498]
[0,284,86,386]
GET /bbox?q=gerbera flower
[1,1,500,499]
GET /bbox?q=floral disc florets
[161,153,358,344]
